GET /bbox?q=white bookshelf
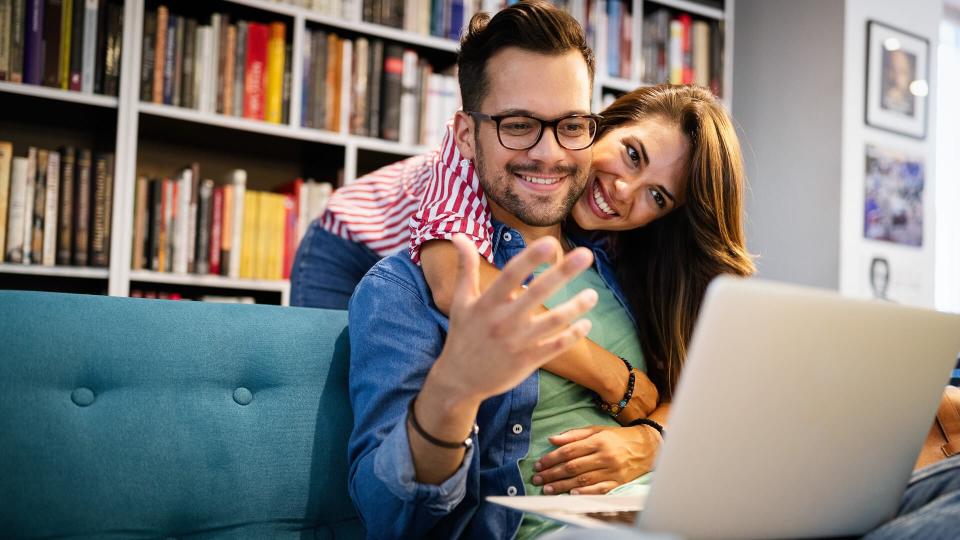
[0,0,734,306]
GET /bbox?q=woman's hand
[531,425,661,495]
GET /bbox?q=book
[282,193,296,279]
[0,142,12,257]
[324,33,341,131]
[244,22,268,120]
[9,0,26,82]
[21,148,35,263]
[350,36,369,136]
[68,0,83,89]
[281,42,292,124]
[147,177,161,271]
[208,185,222,275]
[181,18,197,109]
[138,9,155,100]
[56,146,75,265]
[220,182,233,276]
[131,175,147,270]
[366,38,383,138]
[398,48,419,146]
[693,20,710,88]
[5,157,28,262]
[42,0,63,87]
[90,152,112,267]
[1,2,12,81]
[227,169,245,279]
[152,5,167,103]
[171,14,184,106]
[80,0,96,92]
[162,12,175,104]
[308,29,327,129]
[214,13,225,113]
[93,0,106,93]
[42,150,59,266]
[606,0,620,77]
[194,178,213,274]
[233,21,246,117]
[73,148,90,265]
[102,0,121,95]
[172,166,191,273]
[23,0,42,85]
[265,21,285,124]
[58,0,71,89]
[186,162,199,273]
[30,149,47,264]
[668,18,682,84]
[239,189,258,279]
[223,23,236,117]
[679,14,693,84]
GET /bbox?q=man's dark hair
[457,0,595,112]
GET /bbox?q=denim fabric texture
[864,455,960,540]
[291,221,384,310]
[346,221,636,539]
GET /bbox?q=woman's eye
[650,189,666,209]
[625,145,641,166]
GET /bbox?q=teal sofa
[0,291,364,539]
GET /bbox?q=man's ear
[453,111,476,160]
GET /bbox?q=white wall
[839,0,942,307]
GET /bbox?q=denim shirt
[346,221,636,539]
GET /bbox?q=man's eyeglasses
[467,112,602,151]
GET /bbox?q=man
[346,3,662,538]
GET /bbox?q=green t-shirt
[515,264,645,539]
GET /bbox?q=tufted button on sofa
[0,291,364,539]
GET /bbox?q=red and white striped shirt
[320,121,495,263]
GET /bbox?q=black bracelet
[595,357,636,418]
[407,397,477,449]
[629,418,665,439]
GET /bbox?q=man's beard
[474,138,588,227]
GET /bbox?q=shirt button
[507,486,518,496]
[503,232,512,242]
[512,424,523,435]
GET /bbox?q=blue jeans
[863,455,960,539]
[290,222,383,310]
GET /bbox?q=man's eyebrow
[494,109,593,119]
[627,135,650,167]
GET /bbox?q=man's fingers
[451,234,481,308]
[521,288,598,342]
[478,236,561,306]
[525,318,592,366]
[508,247,594,316]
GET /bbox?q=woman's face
[571,118,690,231]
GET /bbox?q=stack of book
[642,8,723,95]
[131,167,333,281]
[130,289,258,303]
[605,0,633,79]
[302,30,459,147]
[274,0,499,40]
[0,0,123,95]
[140,5,292,124]
[0,141,114,267]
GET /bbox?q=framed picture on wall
[865,20,930,139]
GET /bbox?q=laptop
[490,276,960,539]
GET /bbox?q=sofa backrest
[0,291,363,539]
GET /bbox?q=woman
[293,84,754,495]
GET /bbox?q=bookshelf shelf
[0,81,119,109]
[645,0,726,20]
[129,271,291,305]
[0,263,110,279]
[223,0,461,53]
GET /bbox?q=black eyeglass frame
[466,111,603,151]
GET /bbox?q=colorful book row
[642,8,723,95]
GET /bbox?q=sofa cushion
[0,291,363,539]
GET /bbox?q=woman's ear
[453,111,477,160]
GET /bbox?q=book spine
[214,13,226,114]
[310,29,327,129]
[1,1,14,80]
[0,142,11,256]
[152,5,166,103]
[42,0,62,87]
[366,38,382,138]
[195,25,208,112]
[186,161,198,273]
[173,167,190,273]
[162,13,175,104]
[205,16,219,113]
[181,18,196,109]
[89,152,110,267]
[42,150,59,266]
[380,43,403,141]
[147,177,161,270]
[208,185,222,275]
[31,149,47,264]
[93,0,106,93]
[139,10,155,102]
[219,183,233,276]
[679,13,692,85]
[5,157,28,262]
[23,0,42,85]
[21,148,35,263]
[80,0,95,92]
[131,175,146,270]
[103,0,121,95]
[243,22,267,120]
[669,18,682,84]
[265,21,285,124]
[232,20,246,117]
[606,0,620,77]
[72,148,90,265]
[223,23,236,117]
[398,48,418,146]
[56,146,74,265]
[194,178,212,274]
[228,169,244,278]
[239,190,257,279]
[281,42,291,124]
[171,14,184,106]
[324,33,339,131]
[9,0,25,82]
[350,36,368,136]
[58,0,70,89]
[282,193,295,279]
[68,0,82,89]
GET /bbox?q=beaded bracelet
[595,357,637,419]
[629,417,666,439]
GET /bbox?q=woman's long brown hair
[599,85,756,399]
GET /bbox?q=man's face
[458,48,593,229]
